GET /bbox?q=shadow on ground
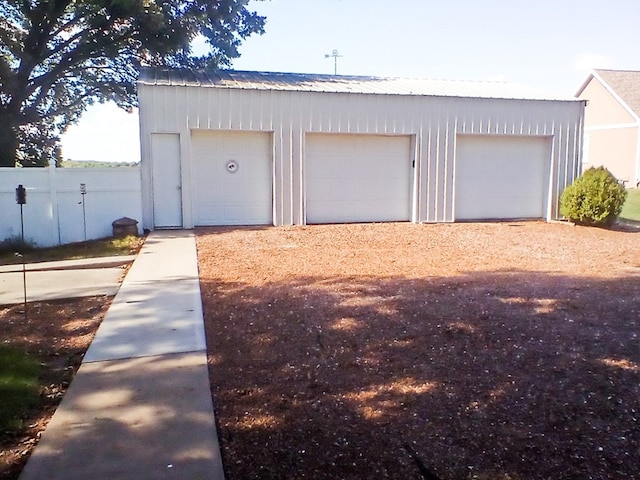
[16,352,219,480]
[202,271,640,480]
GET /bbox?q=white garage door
[455,135,551,220]
[192,130,272,225]
[306,134,412,223]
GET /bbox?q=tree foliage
[0,0,265,167]
[559,166,627,226]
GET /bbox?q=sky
[60,0,640,163]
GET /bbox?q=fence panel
[0,166,142,247]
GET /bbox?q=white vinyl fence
[1,165,142,247]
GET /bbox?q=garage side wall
[138,84,584,228]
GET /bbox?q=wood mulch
[196,222,640,480]
[0,296,110,480]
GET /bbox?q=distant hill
[60,160,140,168]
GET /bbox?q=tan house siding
[584,128,639,183]
[577,70,640,186]
[580,78,635,126]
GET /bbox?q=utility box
[112,217,139,237]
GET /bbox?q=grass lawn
[0,235,144,266]
[0,346,40,432]
[620,188,640,222]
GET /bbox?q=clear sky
[60,0,640,163]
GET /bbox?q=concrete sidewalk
[0,256,135,305]
[19,231,224,480]
[0,255,137,274]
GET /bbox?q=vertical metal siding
[410,134,421,223]
[292,127,304,224]
[138,84,584,227]
[444,116,456,221]
[273,116,283,225]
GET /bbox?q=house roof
[138,68,575,102]
[590,69,640,117]
[577,69,640,118]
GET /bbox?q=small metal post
[80,183,87,241]
[15,185,27,321]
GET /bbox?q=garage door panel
[192,130,272,226]
[308,200,405,224]
[306,134,412,224]
[455,135,550,220]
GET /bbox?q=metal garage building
[138,68,585,229]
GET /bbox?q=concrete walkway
[19,231,225,480]
[0,256,135,305]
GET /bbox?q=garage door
[305,134,412,223]
[192,130,272,225]
[454,135,551,220]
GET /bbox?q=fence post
[48,163,62,245]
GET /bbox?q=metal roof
[139,68,575,102]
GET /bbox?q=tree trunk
[0,114,18,167]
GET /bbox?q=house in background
[138,68,585,230]
[576,69,640,187]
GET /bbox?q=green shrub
[560,167,627,226]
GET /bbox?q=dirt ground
[196,222,640,480]
[0,296,110,480]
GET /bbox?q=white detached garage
[138,69,585,229]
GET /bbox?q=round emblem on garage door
[225,159,239,173]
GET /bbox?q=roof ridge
[595,68,640,74]
[145,67,515,85]
[138,67,577,102]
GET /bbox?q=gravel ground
[197,222,640,480]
